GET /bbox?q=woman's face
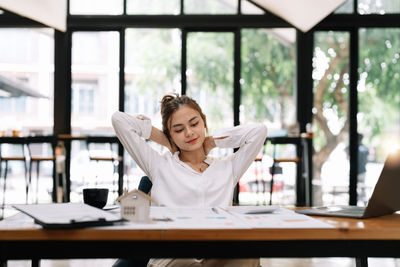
[168,105,206,152]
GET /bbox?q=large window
[240,28,297,205]
[358,28,400,204]
[0,28,54,136]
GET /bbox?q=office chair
[26,136,57,203]
[138,175,152,195]
[112,176,152,267]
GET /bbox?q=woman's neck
[179,148,206,164]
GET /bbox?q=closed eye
[191,122,199,127]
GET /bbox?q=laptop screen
[363,149,400,218]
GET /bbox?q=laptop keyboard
[328,206,365,215]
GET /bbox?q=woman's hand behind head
[169,140,179,154]
[203,136,216,155]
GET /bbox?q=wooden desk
[1,213,400,266]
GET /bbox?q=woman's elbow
[111,111,123,129]
[258,124,268,139]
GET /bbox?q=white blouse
[112,111,267,207]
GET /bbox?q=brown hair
[160,94,208,142]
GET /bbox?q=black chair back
[138,176,152,194]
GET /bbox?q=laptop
[296,149,400,219]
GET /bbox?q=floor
[4,258,400,267]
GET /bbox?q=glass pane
[241,28,296,127]
[70,31,119,202]
[0,28,54,204]
[358,28,400,205]
[313,31,350,206]
[127,0,180,15]
[186,32,234,131]
[358,0,400,14]
[124,28,181,190]
[334,0,354,13]
[69,0,123,15]
[184,0,237,14]
[0,28,54,136]
[241,0,265,14]
[240,28,297,205]
[71,31,119,136]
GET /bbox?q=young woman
[112,94,267,267]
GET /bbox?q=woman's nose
[185,126,193,136]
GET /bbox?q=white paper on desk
[230,208,333,229]
[152,206,251,229]
[0,212,41,229]
[224,205,280,214]
[103,206,250,229]
[13,203,121,224]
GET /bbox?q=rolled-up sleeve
[111,111,161,180]
[214,123,267,183]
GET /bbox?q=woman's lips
[187,138,198,144]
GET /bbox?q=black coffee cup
[83,188,109,209]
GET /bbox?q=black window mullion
[234,29,241,127]
[181,29,187,95]
[180,0,184,15]
[296,30,314,206]
[296,30,314,133]
[54,30,72,202]
[349,28,359,205]
[67,0,70,15]
[232,28,241,205]
[354,0,358,14]
[118,28,125,196]
[119,29,125,112]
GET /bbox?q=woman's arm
[213,123,268,183]
[203,136,228,155]
[111,111,165,180]
[203,136,216,155]
[149,126,177,154]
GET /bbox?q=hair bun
[161,93,178,110]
